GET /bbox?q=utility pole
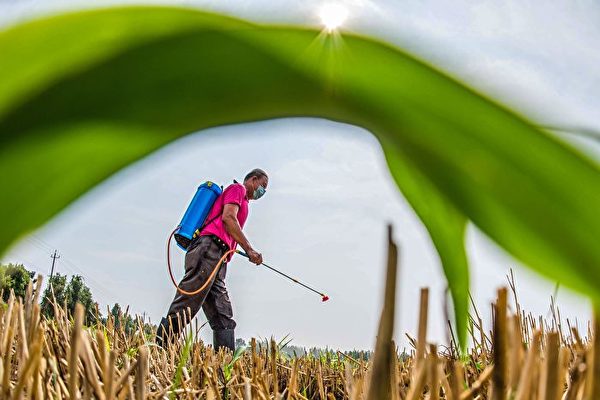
[49,250,60,282]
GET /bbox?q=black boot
[213,328,235,352]
[156,317,179,349]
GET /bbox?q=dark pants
[157,236,236,348]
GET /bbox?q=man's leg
[202,263,236,352]
[156,237,222,348]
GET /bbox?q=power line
[24,235,116,299]
[26,236,53,253]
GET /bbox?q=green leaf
[231,345,247,363]
[277,334,294,351]
[1,7,599,350]
[224,345,246,382]
[381,144,469,349]
[170,332,193,399]
[104,328,111,352]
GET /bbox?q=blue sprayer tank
[174,181,222,250]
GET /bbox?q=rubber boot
[213,328,235,353]
[156,317,179,349]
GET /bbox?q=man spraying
[156,168,268,351]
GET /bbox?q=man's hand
[247,249,263,265]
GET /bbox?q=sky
[1,0,599,350]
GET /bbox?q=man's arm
[222,203,263,264]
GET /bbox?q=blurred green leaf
[1,7,599,350]
[381,145,469,349]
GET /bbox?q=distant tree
[110,302,121,319]
[343,349,372,361]
[40,274,68,318]
[0,263,35,301]
[235,338,247,348]
[108,303,136,334]
[41,274,98,324]
[66,275,95,318]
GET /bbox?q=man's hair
[244,168,268,182]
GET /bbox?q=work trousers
[164,236,236,335]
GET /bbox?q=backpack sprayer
[167,181,330,302]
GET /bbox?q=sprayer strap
[193,179,237,240]
[200,214,220,231]
[192,193,224,241]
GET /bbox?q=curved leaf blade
[1,7,599,349]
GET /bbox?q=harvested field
[0,230,598,399]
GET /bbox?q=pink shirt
[200,183,249,255]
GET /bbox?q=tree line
[0,262,140,332]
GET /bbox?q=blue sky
[1,0,599,349]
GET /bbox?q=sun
[319,3,349,32]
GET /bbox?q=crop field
[1,234,598,400]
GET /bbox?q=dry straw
[0,226,598,398]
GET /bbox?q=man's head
[243,168,269,200]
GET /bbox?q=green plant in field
[223,345,247,382]
[101,328,111,352]
[170,332,193,400]
[277,334,298,361]
[0,7,599,349]
[126,346,138,359]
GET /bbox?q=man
[156,168,268,351]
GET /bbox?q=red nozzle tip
[322,295,330,302]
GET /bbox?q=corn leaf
[1,7,599,349]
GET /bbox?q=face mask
[253,185,266,200]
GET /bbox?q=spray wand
[236,250,330,302]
